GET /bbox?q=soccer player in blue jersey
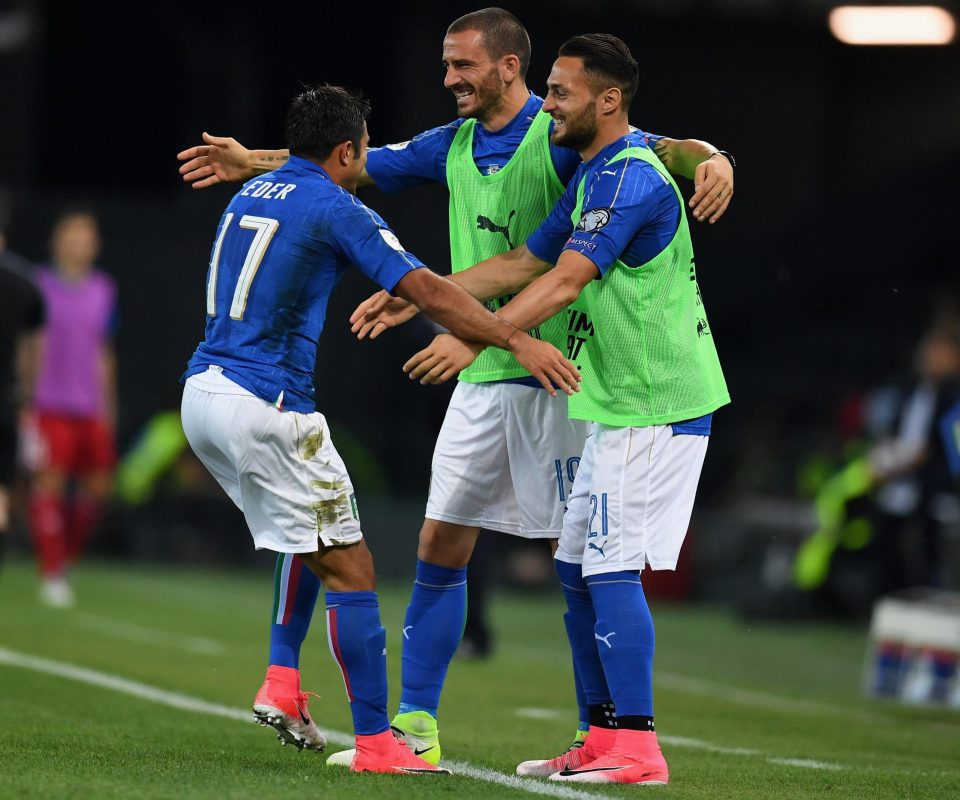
[179,83,579,775]
[177,7,734,767]
[394,33,731,785]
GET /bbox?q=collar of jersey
[287,155,333,181]
[583,132,651,172]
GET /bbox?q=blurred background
[1,0,959,635]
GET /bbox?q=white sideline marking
[0,647,847,786]
[516,707,563,720]
[0,647,601,800]
[661,735,843,770]
[657,672,879,722]
[73,613,227,656]
[446,761,605,799]
[768,758,843,771]
[660,734,762,757]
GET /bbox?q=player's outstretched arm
[449,244,552,299]
[654,138,734,224]
[177,133,264,187]
[177,134,294,188]
[350,244,551,340]
[403,329,581,394]
[350,290,419,339]
[178,134,378,189]
[494,250,598,335]
[394,268,580,396]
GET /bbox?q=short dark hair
[558,33,639,109]
[447,7,531,78]
[285,84,371,162]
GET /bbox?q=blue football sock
[573,664,590,734]
[585,570,655,717]
[556,559,612,718]
[325,590,389,736]
[398,560,467,717]
[269,554,321,669]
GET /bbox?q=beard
[453,65,506,123]
[551,105,598,152]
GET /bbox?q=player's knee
[304,539,376,592]
[417,519,478,568]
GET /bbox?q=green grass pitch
[1,558,958,799]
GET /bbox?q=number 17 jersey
[183,155,423,413]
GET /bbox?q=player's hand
[403,334,484,384]
[688,155,733,224]
[177,132,253,189]
[349,290,420,339]
[507,334,581,397]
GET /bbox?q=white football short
[180,367,362,553]
[425,381,589,538]
[556,422,708,576]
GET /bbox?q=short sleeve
[561,159,667,275]
[330,195,426,291]
[365,122,462,193]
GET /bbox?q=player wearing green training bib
[447,109,574,383]
[563,144,728,427]
[404,34,731,786]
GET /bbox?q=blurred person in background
[794,310,960,609]
[0,190,45,571]
[27,210,117,607]
[867,315,960,592]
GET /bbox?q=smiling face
[542,56,600,153]
[441,29,506,123]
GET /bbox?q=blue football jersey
[526,131,680,272]
[184,156,423,412]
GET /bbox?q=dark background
[1,0,958,591]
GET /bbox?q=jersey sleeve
[364,122,462,193]
[561,158,665,275]
[525,175,580,264]
[330,195,426,291]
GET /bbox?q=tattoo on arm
[252,152,290,176]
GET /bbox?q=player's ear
[600,87,622,116]
[499,53,521,82]
[338,140,353,167]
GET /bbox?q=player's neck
[477,83,530,133]
[315,156,359,194]
[578,118,632,163]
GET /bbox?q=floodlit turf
[1,558,958,799]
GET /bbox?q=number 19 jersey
[183,156,423,413]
